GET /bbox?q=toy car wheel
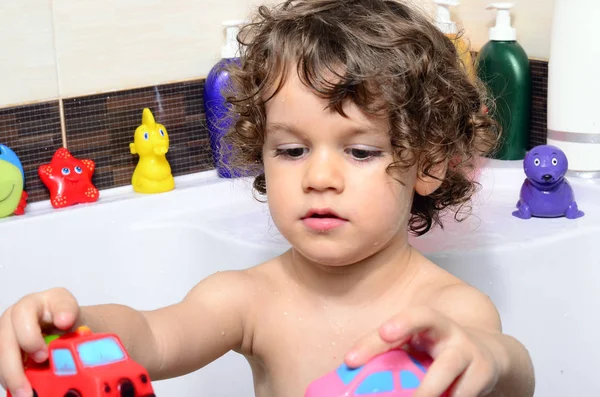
[63,390,81,397]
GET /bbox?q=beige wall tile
[456,0,554,60]
[50,0,556,100]
[250,0,555,60]
[53,0,256,98]
[0,0,59,107]
[420,0,554,60]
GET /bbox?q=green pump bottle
[476,3,531,160]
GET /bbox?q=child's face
[262,70,418,267]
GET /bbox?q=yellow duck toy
[130,108,175,194]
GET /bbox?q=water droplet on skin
[332,341,336,346]
[298,317,303,321]
[284,312,288,316]
[221,331,226,336]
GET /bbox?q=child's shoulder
[189,256,283,300]
[416,254,502,332]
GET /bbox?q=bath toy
[7,326,156,397]
[130,108,175,194]
[0,145,28,217]
[305,349,447,397]
[513,144,584,219]
[0,144,24,180]
[38,148,100,209]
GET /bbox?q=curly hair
[219,0,499,236]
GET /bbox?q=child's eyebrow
[265,122,310,141]
[265,122,300,135]
[265,122,387,138]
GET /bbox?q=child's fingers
[379,306,453,346]
[10,295,48,358]
[444,353,497,397]
[413,347,470,397]
[343,329,410,368]
[345,307,455,368]
[0,308,32,396]
[44,287,80,330]
[11,288,79,359]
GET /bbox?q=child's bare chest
[246,289,412,397]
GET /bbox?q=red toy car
[7,326,155,397]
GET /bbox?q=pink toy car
[305,349,447,396]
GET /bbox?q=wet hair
[220,0,499,236]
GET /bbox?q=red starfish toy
[38,148,99,209]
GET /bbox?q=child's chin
[297,247,365,268]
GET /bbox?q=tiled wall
[0,0,555,107]
[62,81,213,193]
[0,103,63,202]
[0,1,59,107]
[444,0,555,61]
[0,0,264,108]
[529,60,549,148]
[1,80,213,202]
[2,59,549,204]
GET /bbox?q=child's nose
[302,150,344,193]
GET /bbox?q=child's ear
[414,160,448,196]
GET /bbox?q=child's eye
[346,147,383,161]
[274,147,308,159]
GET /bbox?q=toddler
[0,1,534,396]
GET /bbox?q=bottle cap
[487,3,517,41]
[434,0,459,34]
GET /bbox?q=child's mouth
[309,213,338,218]
[302,209,347,231]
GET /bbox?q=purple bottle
[203,20,244,178]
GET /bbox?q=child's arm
[0,270,253,396]
[345,284,535,397]
[80,270,254,380]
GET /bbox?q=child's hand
[0,288,80,397]
[344,306,508,397]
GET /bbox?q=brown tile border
[0,58,550,204]
[529,59,548,149]
[62,79,214,193]
[0,101,63,202]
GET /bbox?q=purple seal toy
[513,144,584,220]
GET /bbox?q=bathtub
[0,159,598,396]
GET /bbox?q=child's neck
[283,233,418,304]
